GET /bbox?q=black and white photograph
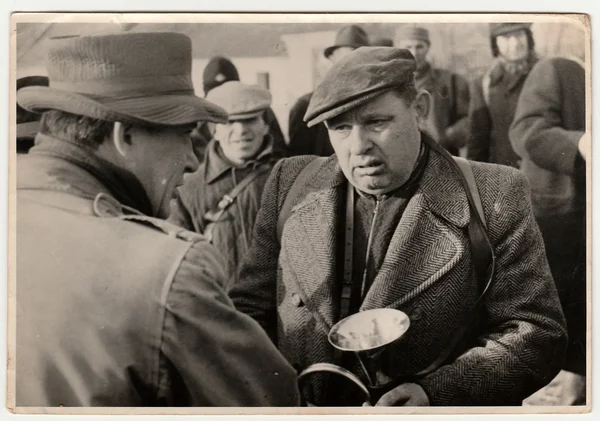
[7,12,591,415]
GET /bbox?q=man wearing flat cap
[170,81,279,290]
[190,56,287,161]
[288,24,369,158]
[396,26,470,156]
[16,32,299,407]
[231,47,567,406]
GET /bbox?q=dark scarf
[29,133,154,216]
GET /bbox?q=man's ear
[414,90,432,128]
[112,121,133,158]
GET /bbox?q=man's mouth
[355,160,385,175]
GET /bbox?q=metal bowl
[328,308,410,352]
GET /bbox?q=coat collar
[20,133,154,215]
[281,137,471,330]
[292,137,470,229]
[204,135,275,184]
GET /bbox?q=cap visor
[305,88,392,128]
[228,109,266,121]
[18,86,229,126]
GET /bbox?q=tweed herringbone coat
[230,145,567,406]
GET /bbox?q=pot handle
[297,362,370,406]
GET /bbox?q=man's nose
[185,143,200,174]
[348,125,372,155]
[231,121,247,134]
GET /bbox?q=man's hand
[372,383,430,406]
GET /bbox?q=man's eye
[368,120,389,131]
[333,125,352,132]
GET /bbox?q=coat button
[291,293,304,307]
[410,307,423,321]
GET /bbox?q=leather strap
[204,164,271,224]
[340,184,355,320]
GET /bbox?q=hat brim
[17,121,41,139]
[306,87,393,128]
[17,86,229,127]
[324,44,362,59]
[228,109,266,121]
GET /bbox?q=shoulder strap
[204,164,271,223]
[453,157,486,227]
[276,157,326,242]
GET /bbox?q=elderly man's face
[325,91,422,196]
[127,123,199,218]
[496,29,529,61]
[397,39,430,69]
[214,114,269,166]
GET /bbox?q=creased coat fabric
[16,141,299,407]
[415,64,470,155]
[468,57,538,168]
[169,138,278,290]
[509,57,586,376]
[230,146,567,406]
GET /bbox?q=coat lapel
[361,151,472,311]
[281,157,346,331]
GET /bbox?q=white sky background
[2,1,599,421]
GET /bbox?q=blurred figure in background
[16,76,49,154]
[467,23,538,168]
[396,26,470,156]
[288,24,369,157]
[510,56,587,406]
[193,55,287,160]
[170,81,279,290]
[371,37,393,47]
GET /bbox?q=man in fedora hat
[396,26,470,156]
[170,81,279,291]
[231,47,566,406]
[288,24,369,157]
[15,31,299,407]
[468,23,538,168]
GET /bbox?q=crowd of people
[15,22,587,407]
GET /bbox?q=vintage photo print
[7,12,591,416]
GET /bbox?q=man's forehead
[326,91,403,124]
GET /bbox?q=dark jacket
[288,92,334,157]
[169,138,278,290]
[415,64,470,156]
[230,146,567,406]
[16,135,299,407]
[468,57,538,168]
[510,57,586,375]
